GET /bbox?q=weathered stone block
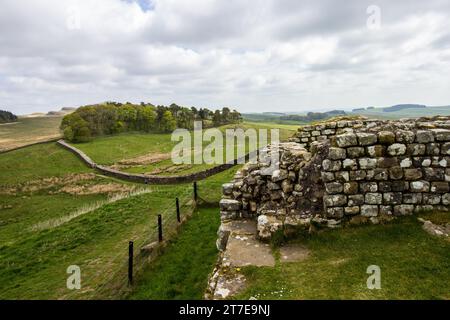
[394,205,414,216]
[220,199,241,211]
[438,157,450,167]
[357,133,377,146]
[391,181,408,192]
[344,206,360,216]
[407,144,426,156]
[416,130,434,143]
[336,133,358,147]
[349,170,366,181]
[325,182,343,194]
[433,129,450,141]
[380,205,393,215]
[332,171,348,183]
[378,182,392,192]
[403,193,422,204]
[395,130,415,144]
[367,145,385,157]
[221,210,238,220]
[404,168,422,180]
[423,168,445,181]
[257,215,283,240]
[321,172,335,182]
[361,205,379,217]
[389,166,404,180]
[365,193,382,205]
[378,131,395,144]
[342,158,357,170]
[378,157,399,168]
[427,143,441,156]
[387,144,407,156]
[271,169,288,182]
[442,193,450,205]
[359,158,377,169]
[327,207,344,219]
[383,192,402,205]
[410,181,430,192]
[441,142,450,155]
[347,147,365,158]
[431,182,450,193]
[400,158,413,168]
[328,147,346,160]
[348,194,364,206]
[322,159,342,172]
[423,194,441,205]
[324,194,347,207]
[373,168,389,181]
[361,182,378,192]
[222,183,234,196]
[344,182,358,194]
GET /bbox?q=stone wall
[219,116,450,241]
[58,140,238,185]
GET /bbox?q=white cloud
[0,0,450,114]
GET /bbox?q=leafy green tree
[160,110,177,132]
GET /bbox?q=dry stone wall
[219,116,450,242]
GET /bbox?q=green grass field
[0,136,237,299]
[69,122,298,176]
[235,216,450,300]
[352,106,450,120]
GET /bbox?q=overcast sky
[1,0,450,115]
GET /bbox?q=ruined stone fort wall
[219,116,450,240]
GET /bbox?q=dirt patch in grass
[0,173,135,196]
[111,152,171,169]
[146,164,194,175]
[58,183,136,196]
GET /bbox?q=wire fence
[73,182,205,299]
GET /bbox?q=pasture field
[69,122,298,177]
[0,138,237,299]
[0,116,62,152]
[351,106,450,120]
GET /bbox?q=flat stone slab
[224,235,275,267]
[213,272,246,300]
[226,219,257,235]
[279,243,310,263]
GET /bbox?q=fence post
[193,182,198,202]
[158,214,163,242]
[176,198,181,223]
[128,241,134,285]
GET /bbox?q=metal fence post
[128,241,134,285]
[193,182,198,202]
[158,214,163,242]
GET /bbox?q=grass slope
[0,116,62,151]
[0,143,90,185]
[128,206,221,300]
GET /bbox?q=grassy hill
[0,116,62,152]
[351,105,450,120]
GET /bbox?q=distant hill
[243,110,347,123]
[383,104,426,112]
[0,110,18,123]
